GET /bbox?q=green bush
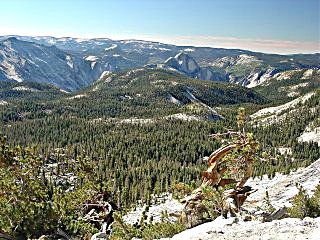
[288,185,320,219]
[111,212,185,240]
[0,134,109,238]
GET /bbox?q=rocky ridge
[1,35,318,90]
[159,52,229,82]
[167,158,320,240]
[170,216,320,240]
[0,37,109,91]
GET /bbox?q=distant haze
[0,0,319,54]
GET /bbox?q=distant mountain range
[0,37,116,91]
[0,68,269,123]
[0,35,319,91]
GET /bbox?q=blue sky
[0,0,319,53]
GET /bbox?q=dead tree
[80,193,118,238]
[180,109,258,226]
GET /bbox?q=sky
[0,0,319,54]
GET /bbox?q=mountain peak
[5,36,19,42]
[164,52,200,74]
[0,39,108,91]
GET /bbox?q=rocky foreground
[123,159,320,240]
[169,216,320,240]
[164,159,320,240]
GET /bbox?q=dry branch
[180,126,258,226]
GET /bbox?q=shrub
[0,134,110,238]
[288,184,320,219]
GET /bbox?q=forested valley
[0,69,319,239]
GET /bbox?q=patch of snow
[12,86,40,92]
[170,81,179,86]
[48,39,57,44]
[273,70,300,81]
[247,68,275,88]
[290,82,310,90]
[164,56,174,64]
[124,68,145,78]
[123,205,145,225]
[287,91,299,97]
[158,47,171,51]
[118,118,154,124]
[35,57,48,64]
[172,216,320,240]
[166,113,202,121]
[66,55,73,69]
[210,54,261,68]
[112,54,120,57]
[120,40,142,44]
[2,61,23,82]
[105,44,118,51]
[184,48,195,52]
[235,54,261,65]
[123,193,183,225]
[67,94,87,100]
[60,89,70,94]
[91,85,100,92]
[278,82,310,97]
[85,55,99,61]
[75,38,87,43]
[251,92,315,121]
[298,127,320,146]
[168,94,182,105]
[245,158,320,210]
[301,69,314,79]
[184,89,224,119]
[185,89,197,101]
[90,61,97,69]
[0,100,8,105]
[98,71,112,81]
[151,80,165,85]
[277,147,292,155]
[171,216,236,240]
[245,73,260,88]
[119,95,133,100]
[90,117,155,125]
[26,59,39,68]
[58,37,70,42]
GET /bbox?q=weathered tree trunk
[180,143,239,227]
[180,129,257,226]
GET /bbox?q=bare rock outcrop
[170,216,320,240]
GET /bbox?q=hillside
[170,158,320,240]
[0,68,267,122]
[254,68,320,103]
[84,68,267,119]
[0,68,268,223]
[0,36,318,90]
[0,36,319,240]
[0,37,109,91]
